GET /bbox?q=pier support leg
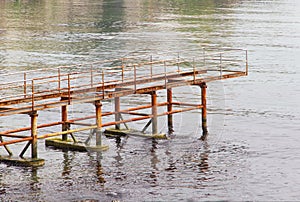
[61,104,68,141]
[151,91,158,134]
[167,88,174,133]
[30,111,38,158]
[95,101,102,146]
[200,83,208,140]
[115,96,121,130]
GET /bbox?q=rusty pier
[0,48,248,166]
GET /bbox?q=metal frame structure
[0,48,248,163]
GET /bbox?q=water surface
[0,0,300,201]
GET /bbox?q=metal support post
[95,101,102,146]
[30,111,38,158]
[200,83,208,140]
[115,95,121,130]
[151,91,158,134]
[167,88,173,132]
[61,100,68,141]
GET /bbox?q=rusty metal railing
[0,48,248,156]
[0,49,247,116]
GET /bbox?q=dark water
[1,0,300,201]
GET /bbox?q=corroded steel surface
[0,49,248,159]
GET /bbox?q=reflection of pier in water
[0,48,248,166]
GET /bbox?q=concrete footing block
[0,156,45,167]
[104,128,168,139]
[45,138,109,152]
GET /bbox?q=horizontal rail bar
[121,111,150,116]
[172,102,202,107]
[0,133,30,138]
[0,121,63,136]
[0,137,33,146]
[0,103,203,144]
[38,125,97,139]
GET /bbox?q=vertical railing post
[164,61,167,88]
[203,48,206,67]
[58,68,61,93]
[246,50,248,75]
[177,53,180,72]
[220,53,223,79]
[121,59,124,82]
[24,73,27,98]
[31,79,35,111]
[67,74,71,105]
[193,58,196,83]
[150,55,153,78]
[200,83,208,140]
[91,64,94,88]
[102,70,105,99]
[134,65,137,92]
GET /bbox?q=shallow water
[0,0,300,201]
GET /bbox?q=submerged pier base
[45,138,109,152]
[104,128,168,139]
[0,156,45,167]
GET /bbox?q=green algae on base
[104,128,169,139]
[45,138,109,152]
[0,155,45,167]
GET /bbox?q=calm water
[1,0,300,201]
